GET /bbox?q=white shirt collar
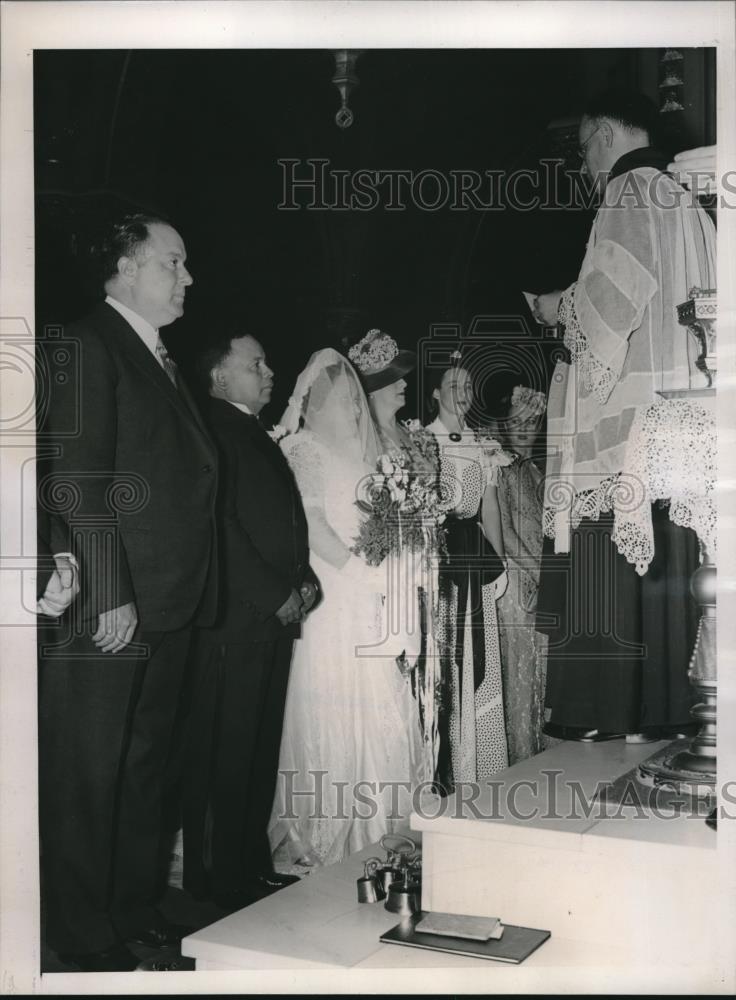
[105,295,159,358]
[225,399,254,416]
[427,415,471,438]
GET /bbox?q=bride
[268,347,428,867]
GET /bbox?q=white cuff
[53,551,78,568]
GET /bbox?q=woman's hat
[348,329,415,393]
[508,385,546,418]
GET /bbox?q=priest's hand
[668,145,716,196]
[93,601,138,653]
[533,290,563,327]
[276,588,304,626]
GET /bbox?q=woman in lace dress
[425,355,513,785]
[268,347,428,868]
[493,386,558,765]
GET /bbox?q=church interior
[28,41,730,987]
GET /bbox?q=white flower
[510,385,546,418]
[387,480,407,503]
[493,448,516,467]
[268,424,289,443]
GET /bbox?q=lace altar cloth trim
[560,283,616,404]
[543,399,716,574]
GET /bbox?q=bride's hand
[299,581,318,613]
[494,568,509,600]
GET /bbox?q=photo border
[1,1,734,994]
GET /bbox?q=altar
[181,739,720,991]
[414,737,717,963]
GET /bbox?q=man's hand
[533,290,563,327]
[299,581,318,614]
[668,145,716,196]
[36,554,80,617]
[276,588,304,626]
[92,602,138,654]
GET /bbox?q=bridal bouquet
[352,451,446,567]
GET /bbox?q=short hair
[195,330,255,394]
[96,212,170,284]
[421,352,468,422]
[584,88,659,141]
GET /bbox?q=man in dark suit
[38,214,218,971]
[183,332,318,912]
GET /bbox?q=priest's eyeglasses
[577,125,602,161]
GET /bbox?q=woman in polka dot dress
[425,355,514,785]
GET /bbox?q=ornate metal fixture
[677,287,717,388]
[331,50,362,128]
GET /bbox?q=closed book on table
[381,911,550,964]
[415,911,504,941]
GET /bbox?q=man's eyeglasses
[577,125,602,162]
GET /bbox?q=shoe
[579,729,625,742]
[625,732,659,744]
[212,872,301,912]
[544,723,623,742]
[58,942,139,972]
[211,888,258,913]
[243,872,300,900]
[127,922,194,948]
[250,871,300,891]
[136,950,195,972]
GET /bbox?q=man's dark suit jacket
[205,396,317,640]
[38,299,221,955]
[40,300,218,630]
[183,397,319,895]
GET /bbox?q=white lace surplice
[544,167,716,556]
[268,431,427,867]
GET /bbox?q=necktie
[155,336,178,388]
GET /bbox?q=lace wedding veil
[280,348,380,472]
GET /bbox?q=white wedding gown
[268,431,428,867]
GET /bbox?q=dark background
[34,47,715,419]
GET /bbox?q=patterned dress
[427,419,510,783]
[496,455,557,764]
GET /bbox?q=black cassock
[537,505,698,735]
